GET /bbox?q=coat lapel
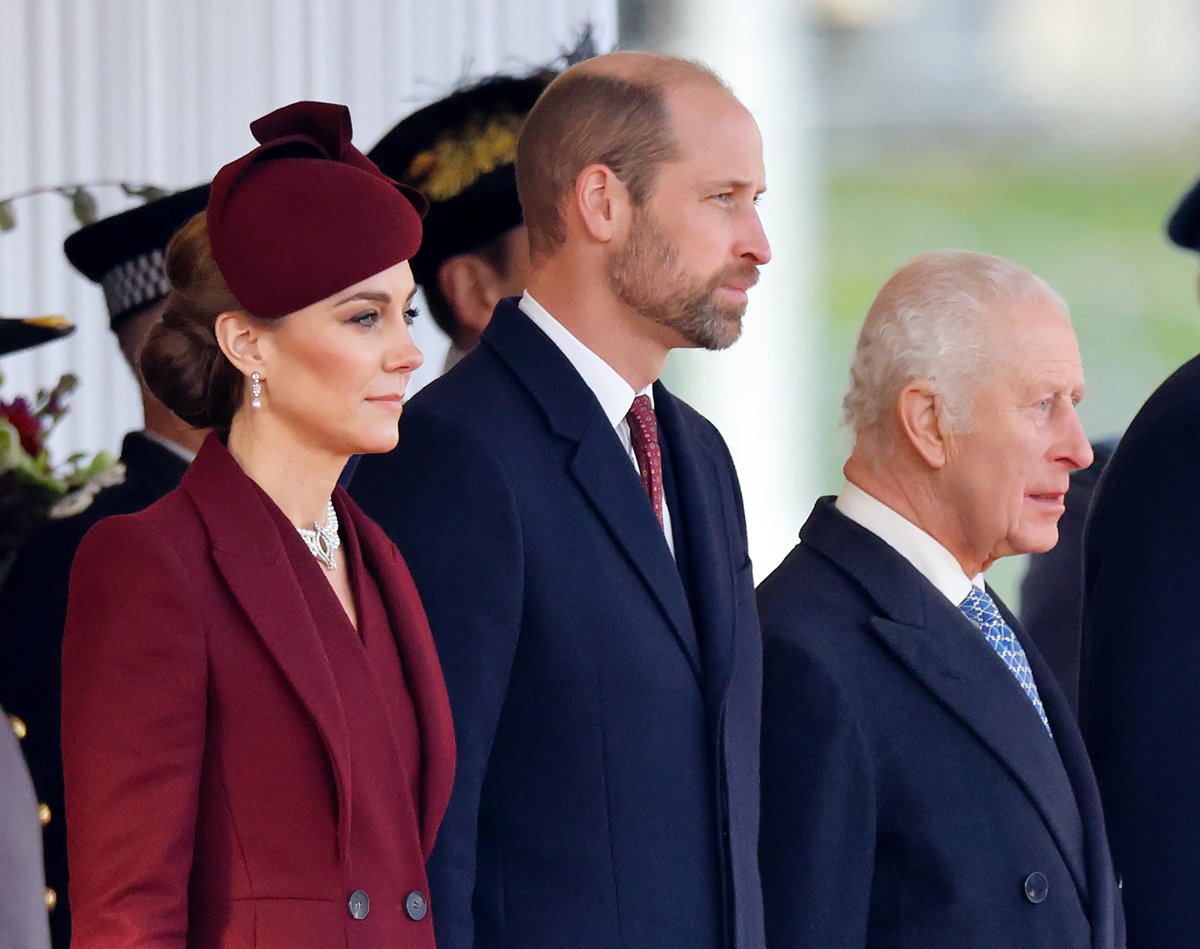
[180,435,354,855]
[481,301,701,681]
[655,385,738,702]
[342,494,456,857]
[1020,612,1119,943]
[802,498,1090,902]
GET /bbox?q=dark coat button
[405,890,428,921]
[348,889,370,920]
[1116,872,1124,891]
[1024,871,1049,904]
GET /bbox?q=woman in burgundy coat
[60,101,455,948]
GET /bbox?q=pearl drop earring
[251,372,262,409]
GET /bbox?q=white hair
[842,249,1068,451]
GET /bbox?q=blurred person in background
[60,101,454,948]
[1018,440,1115,711]
[1021,183,1200,715]
[1,707,50,949]
[368,69,553,374]
[352,51,771,948]
[1080,173,1200,947]
[0,316,74,949]
[0,185,208,948]
[758,250,1123,948]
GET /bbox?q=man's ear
[438,255,500,342]
[214,311,265,379]
[897,381,949,469]
[572,163,631,244]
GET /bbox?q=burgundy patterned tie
[626,395,664,526]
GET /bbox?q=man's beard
[608,207,757,351]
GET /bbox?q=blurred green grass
[816,145,1200,601]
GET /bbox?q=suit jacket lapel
[655,384,737,701]
[481,301,701,681]
[343,495,456,857]
[803,498,1090,901]
[181,435,354,855]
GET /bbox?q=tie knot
[626,394,656,436]
[959,586,999,628]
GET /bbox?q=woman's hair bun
[139,212,247,430]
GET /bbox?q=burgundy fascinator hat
[207,100,428,319]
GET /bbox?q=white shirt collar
[139,429,197,464]
[442,341,470,374]
[518,291,653,424]
[835,480,983,606]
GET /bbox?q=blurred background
[2,0,1198,601]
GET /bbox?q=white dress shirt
[835,480,982,606]
[520,291,675,555]
[442,341,470,375]
[140,429,198,464]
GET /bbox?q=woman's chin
[348,429,402,457]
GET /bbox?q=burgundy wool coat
[61,435,455,948]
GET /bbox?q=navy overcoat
[351,298,764,949]
[1081,352,1200,946]
[758,498,1124,948]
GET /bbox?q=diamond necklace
[297,500,340,570]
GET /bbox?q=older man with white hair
[757,250,1124,948]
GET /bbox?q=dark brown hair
[139,212,249,430]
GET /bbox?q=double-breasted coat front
[61,435,455,948]
[758,499,1124,948]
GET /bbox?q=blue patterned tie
[959,586,1052,737]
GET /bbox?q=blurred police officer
[369,70,555,372]
[1,315,74,949]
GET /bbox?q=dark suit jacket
[350,298,764,949]
[0,709,50,949]
[1081,352,1200,946]
[758,498,1124,948]
[61,435,455,948]
[1019,439,1117,712]
[0,431,188,949]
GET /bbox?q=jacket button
[44,888,57,911]
[347,889,369,920]
[38,803,51,826]
[9,715,26,740]
[1024,871,1049,904]
[1116,872,1124,891]
[405,890,428,921]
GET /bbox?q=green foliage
[0,180,171,234]
[0,371,124,566]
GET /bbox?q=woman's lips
[365,394,405,408]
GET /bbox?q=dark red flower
[2,397,43,457]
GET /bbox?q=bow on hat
[208,100,427,320]
[251,100,356,156]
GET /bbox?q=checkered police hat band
[100,249,170,322]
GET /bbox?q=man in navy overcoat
[1079,174,1200,946]
[351,52,770,949]
[757,250,1124,947]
